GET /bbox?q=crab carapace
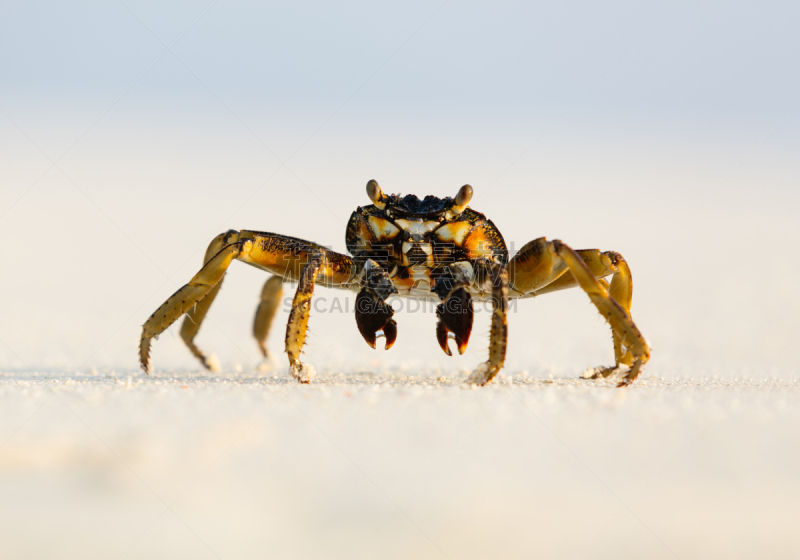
[140,180,650,386]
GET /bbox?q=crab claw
[436,287,473,356]
[436,321,452,356]
[355,288,397,350]
[382,319,398,350]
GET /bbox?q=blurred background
[1,2,799,559]
[0,0,798,376]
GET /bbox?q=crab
[139,181,650,387]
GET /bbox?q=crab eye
[455,184,473,209]
[366,180,384,207]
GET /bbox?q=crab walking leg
[508,239,641,377]
[139,239,252,372]
[253,276,283,358]
[284,254,322,383]
[178,230,240,371]
[606,253,635,367]
[528,247,636,366]
[467,264,509,385]
[544,248,636,371]
[530,248,617,295]
[140,230,356,375]
[506,237,568,295]
[553,240,650,387]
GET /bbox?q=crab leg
[140,238,250,372]
[466,262,508,385]
[178,230,240,371]
[284,254,322,382]
[526,246,636,367]
[507,238,648,386]
[508,238,622,296]
[140,231,356,375]
[606,253,635,367]
[253,276,284,358]
[529,248,615,295]
[553,241,649,386]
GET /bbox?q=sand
[2,369,799,560]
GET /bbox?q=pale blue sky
[2,2,798,136]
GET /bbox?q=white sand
[2,369,798,559]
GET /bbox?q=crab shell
[345,187,508,300]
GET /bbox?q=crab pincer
[436,287,473,356]
[355,289,398,350]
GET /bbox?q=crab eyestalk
[366,179,386,209]
[451,184,473,215]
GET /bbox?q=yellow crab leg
[140,238,251,372]
[177,230,240,371]
[553,240,649,386]
[507,237,568,295]
[606,252,635,367]
[530,248,616,295]
[467,263,509,385]
[253,276,283,358]
[507,238,648,386]
[284,254,323,383]
[531,247,637,366]
[140,231,356,375]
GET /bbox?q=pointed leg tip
[582,365,630,380]
[584,360,642,387]
[138,337,152,374]
[618,359,644,388]
[617,377,634,389]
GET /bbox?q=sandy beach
[2,369,799,559]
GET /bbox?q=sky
[0,0,798,376]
